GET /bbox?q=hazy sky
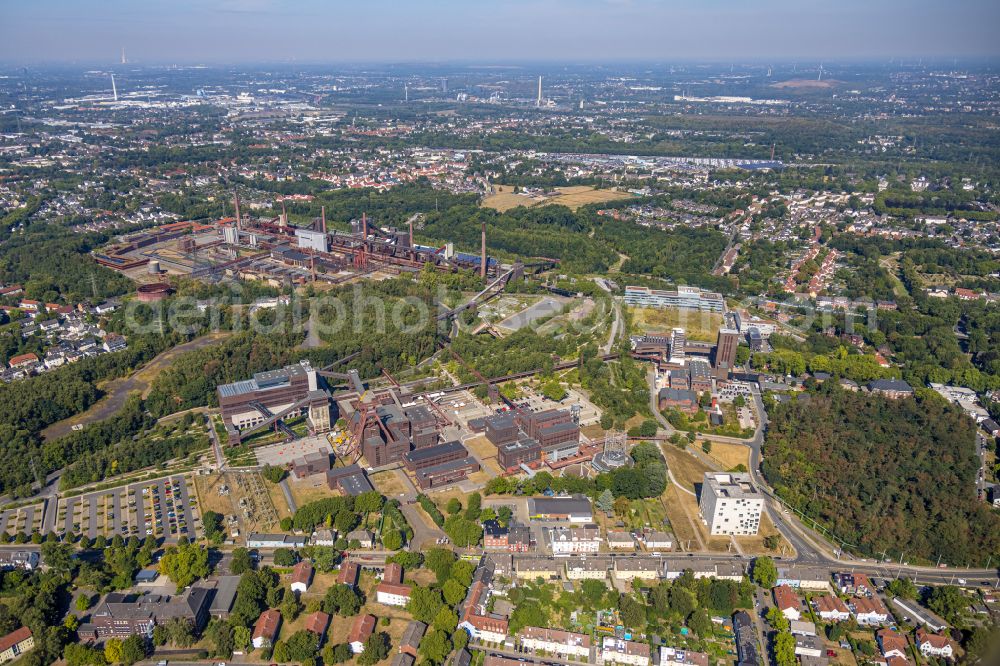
[2,0,999,64]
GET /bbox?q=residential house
[606,532,636,550]
[458,559,508,644]
[851,596,890,626]
[773,586,802,621]
[614,557,661,582]
[565,557,612,581]
[346,529,376,549]
[305,611,330,645]
[291,561,313,594]
[350,614,377,653]
[0,628,33,664]
[812,595,850,622]
[549,525,601,554]
[834,573,875,597]
[311,529,337,547]
[252,609,282,649]
[867,379,914,399]
[658,647,708,666]
[519,627,591,659]
[600,637,650,666]
[483,520,532,552]
[399,621,427,657]
[376,562,412,607]
[794,635,824,659]
[637,530,672,551]
[876,629,908,661]
[8,353,37,369]
[514,558,560,581]
[915,629,952,658]
[337,562,360,588]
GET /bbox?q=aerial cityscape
[0,2,998,666]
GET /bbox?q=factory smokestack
[280,200,287,228]
[537,76,542,107]
[362,212,367,238]
[234,190,242,230]
[321,205,327,234]
[480,223,487,279]
[111,74,118,102]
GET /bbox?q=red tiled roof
[0,627,32,652]
[338,562,359,585]
[253,609,281,641]
[773,585,801,611]
[916,628,949,649]
[349,614,376,644]
[377,582,412,597]
[306,611,330,635]
[291,560,313,585]
[9,353,38,367]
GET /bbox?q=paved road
[595,278,621,355]
[400,503,446,550]
[279,478,297,514]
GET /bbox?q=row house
[565,557,612,581]
[600,637,650,666]
[519,627,591,660]
[549,525,601,555]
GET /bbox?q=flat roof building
[699,473,763,536]
[624,285,725,313]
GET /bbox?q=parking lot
[0,502,44,538]
[58,474,201,542]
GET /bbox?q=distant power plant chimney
[280,200,287,228]
[537,76,542,107]
[480,223,487,279]
[362,212,367,238]
[404,83,408,102]
[121,47,126,65]
[110,74,118,102]
[321,205,327,234]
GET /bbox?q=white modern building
[624,285,725,313]
[698,472,764,536]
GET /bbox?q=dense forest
[762,383,1000,566]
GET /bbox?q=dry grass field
[660,443,792,555]
[706,442,750,470]
[370,470,410,500]
[630,306,723,342]
[464,435,503,475]
[287,477,332,509]
[482,184,632,212]
[547,185,632,210]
